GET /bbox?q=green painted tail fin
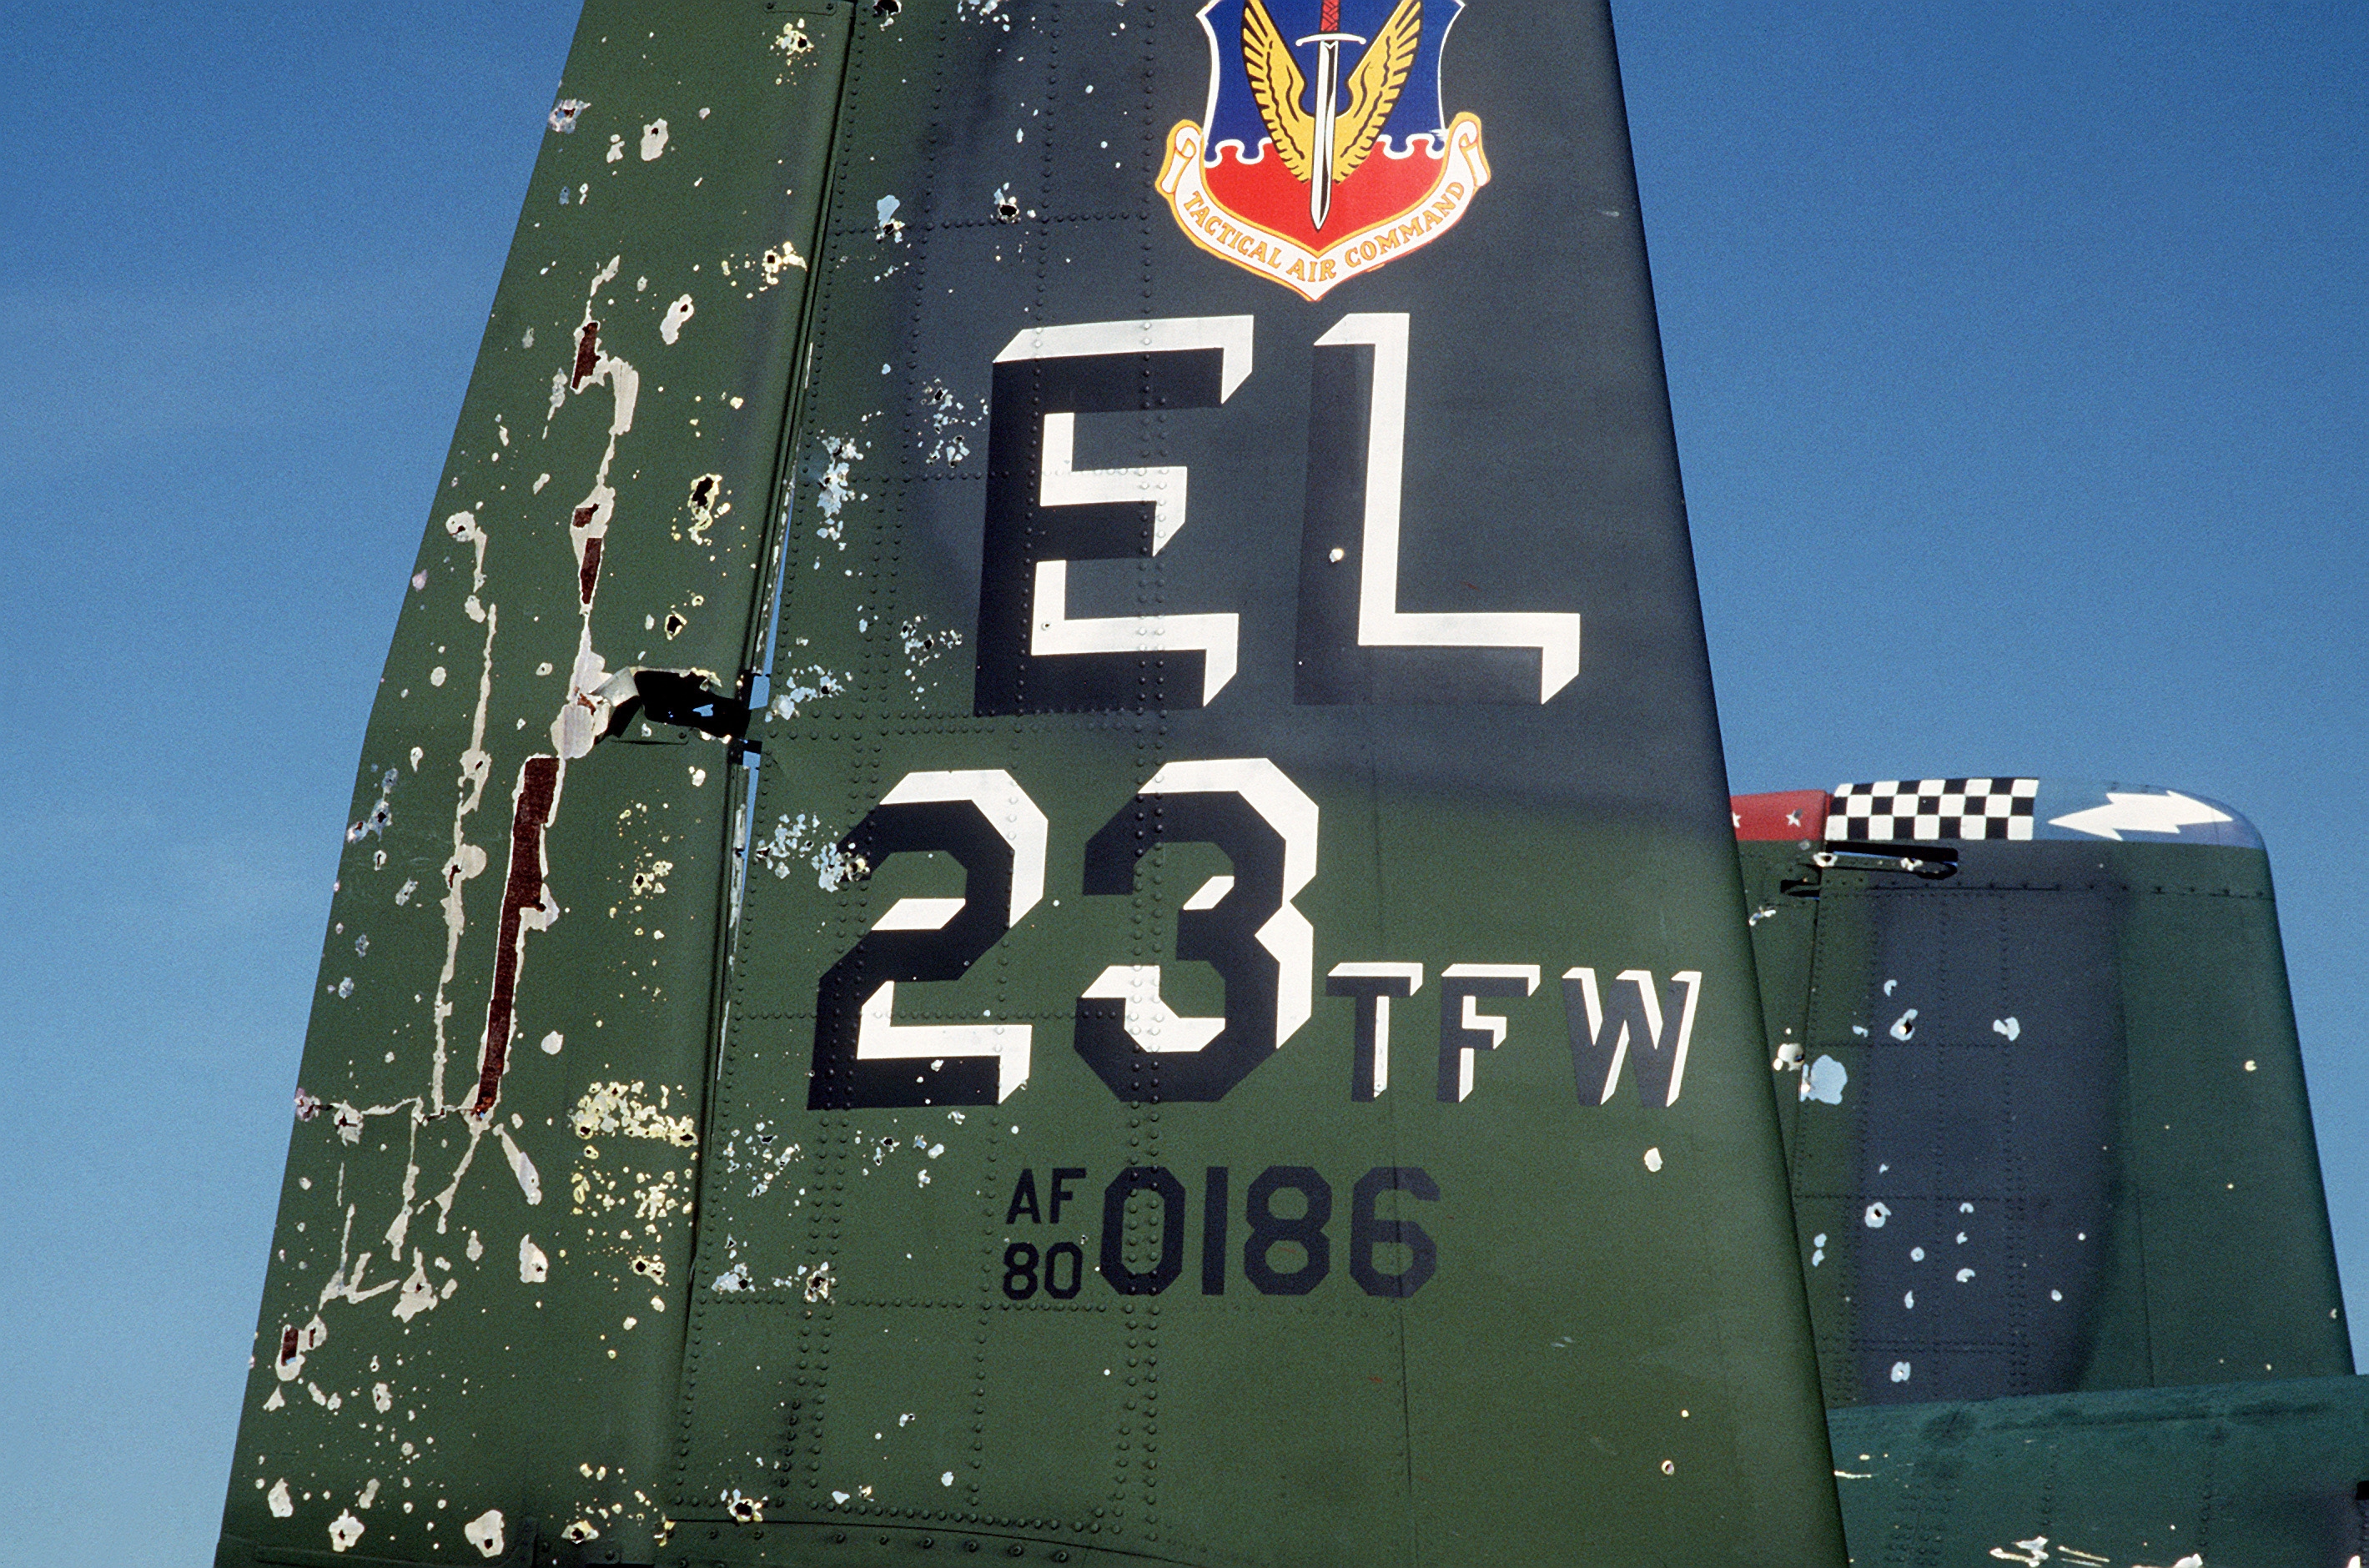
[219,7,1848,1565]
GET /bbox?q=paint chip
[1642,1147,1662,1173]
[1801,1054,1848,1104]
[465,1510,506,1558]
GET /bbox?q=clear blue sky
[2,4,2361,1562]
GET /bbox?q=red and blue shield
[1159,0,1491,299]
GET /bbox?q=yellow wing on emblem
[1243,0,1315,183]
[1333,0,1421,180]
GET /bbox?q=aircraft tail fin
[219,6,1854,1565]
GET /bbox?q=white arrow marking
[2046,790,2232,842]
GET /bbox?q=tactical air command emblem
[1159,0,1489,300]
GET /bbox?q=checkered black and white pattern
[1828,778,2038,842]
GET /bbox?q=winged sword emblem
[1156,0,1491,300]
[1242,0,1423,190]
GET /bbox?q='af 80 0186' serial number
[998,1163,1437,1300]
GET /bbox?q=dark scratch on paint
[475,756,561,1115]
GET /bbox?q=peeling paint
[815,434,864,543]
[393,1253,439,1323]
[640,118,670,160]
[767,666,849,720]
[760,239,807,285]
[753,811,867,888]
[918,379,979,465]
[547,98,588,133]
[498,1128,543,1204]
[347,767,398,842]
[685,474,726,545]
[1800,1054,1848,1105]
[721,1123,805,1198]
[276,1314,328,1381]
[464,1509,506,1558]
[660,293,695,344]
[571,1081,698,1145]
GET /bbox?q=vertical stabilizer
[222,6,1848,1565]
